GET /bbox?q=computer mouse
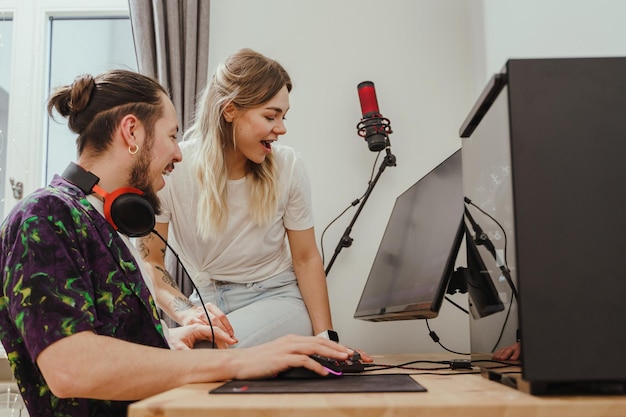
[275,355,344,379]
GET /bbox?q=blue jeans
[189,269,313,348]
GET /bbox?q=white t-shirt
[156,140,315,285]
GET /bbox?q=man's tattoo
[173,296,195,312]
[137,233,166,259]
[137,238,150,259]
[156,265,178,289]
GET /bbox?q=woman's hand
[492,342,521,361]
[167,323,237,350]
[180,303,237,341]
[348,346,373,363]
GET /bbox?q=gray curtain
[128,0,210,302]
[128,0,210,135]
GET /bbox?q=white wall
[209,0,477,355]
[208,0,626,355]
[479,0,626,90]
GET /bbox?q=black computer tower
[460,57,626,394]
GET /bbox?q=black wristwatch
[316,330,339,343]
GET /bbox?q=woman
[140,49,344,348]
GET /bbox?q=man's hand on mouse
[229,335,354,380]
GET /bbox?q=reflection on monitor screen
[464,230,506,319]
[353,150,464,322]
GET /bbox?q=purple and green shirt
[0,175,168,417]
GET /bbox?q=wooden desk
[128,353,626,417]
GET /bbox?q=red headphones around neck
[62,162,155,237]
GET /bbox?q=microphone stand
[325,147,397,276]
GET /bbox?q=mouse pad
[210,374,427,394]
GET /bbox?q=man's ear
[223,102,236,123]
[119,114,140,146]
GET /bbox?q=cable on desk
[406,370,481,376]
[364,359,476,372]
[472,359,520,366]
[366,364,450,372]
[361,364,481,376]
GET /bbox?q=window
[0,0,131,218]
[46,17,136,182]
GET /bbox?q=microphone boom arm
[325,148,397,276]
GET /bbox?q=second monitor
[353,150,464,322]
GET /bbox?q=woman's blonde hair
[186,48,292,239]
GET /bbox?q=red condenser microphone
[356,81,392,152]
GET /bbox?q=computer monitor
[353,150,465,322]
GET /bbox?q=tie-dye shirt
[0,175,168,417]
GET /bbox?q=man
[0,69,352,417]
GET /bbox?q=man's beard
[129,145,162,215]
